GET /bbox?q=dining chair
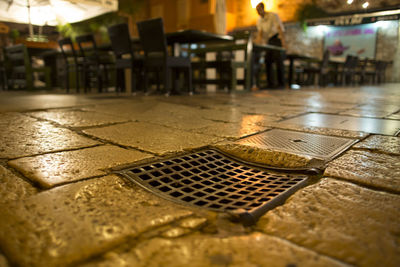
[136,18,192,95]
[302,49,331,87]
[338,55,358,86]
[58,37,82,93]
[4,44,51,90]
[107,23,144,93]
[75,34,113,93]
[0,56,7,90]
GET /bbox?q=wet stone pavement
[0,85,399,267]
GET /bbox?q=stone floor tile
[268,123,369,139]
[358,104,399,113]
[0,165,37,204]
[0,93,125,113]
[257,179,400,267]
[0,113,99,159]
[386,112,400,120]
[83,122,223,155]
[324,150,400,192]
[0,254,9,267]
[29,109,128,128]
[235,104,307,118]
[8,145,151,188]
[84,100,198,121]
[353,135,400,155]
[136,111,214,131]
[194,121,269,139]
[198,109,281,124]
[81,233,347,267]
[0,175,194,267]
[339,108,394,118]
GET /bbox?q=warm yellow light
[265,0,273,10]
[251,0,263,8]
[251,0,273,10]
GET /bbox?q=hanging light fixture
[362,2,369,8]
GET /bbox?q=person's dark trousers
[252,50,262,88]
[265,34,285,88]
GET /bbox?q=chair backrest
[58,37,79,66]
[136,18,168,57]
[75,34,98,59]
[107,23,134,59]
[4,44,33,88]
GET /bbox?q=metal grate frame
[238,129,357,161]
[120,149,309,225]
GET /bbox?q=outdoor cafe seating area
[0,18,393,94]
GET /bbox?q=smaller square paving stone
[353,135,400,155]
[257,179,400,267]
[80,233,346,267]
[324,150,400,193]
[28,109,128,128]
[8,145,151,188]
[0,165,37,205]
[0,113,99,158]
[83,122,223,155]
[0,175,194,267]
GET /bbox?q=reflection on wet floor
[279,113,400,136]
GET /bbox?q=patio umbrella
[0,0,118,26]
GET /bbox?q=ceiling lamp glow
[362,2,369,8]
[347,0,353,4]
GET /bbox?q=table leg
[288,57,294,87]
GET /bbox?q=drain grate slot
[120,149,309,225]
[238,129,357,160]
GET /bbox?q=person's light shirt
[256,12,285,44]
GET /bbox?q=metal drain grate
[238,129,357,161]
[120,149,308,225]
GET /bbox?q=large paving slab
[339,108,396,118]
[324,149,400,193]
[0,175,194,267]
[0,113,99,159]
[257,178,400,267]
[0,165,37,205]
[197,108,281,124]
[81,233,347,267]
[83,122,223,155]
[193,121,269,139]
[8,145,151,188]
[234,103,307,118]
[353,135,400,155]
[28,109,128,128]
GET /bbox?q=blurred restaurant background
[0,0,399,91]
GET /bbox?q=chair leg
[75,68,80,93]
[131,67,136,93]
[164,67,172,95]
[185,67,193,95]
[66,68,70,93]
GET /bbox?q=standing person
[254,2,286,89]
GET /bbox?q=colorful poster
[324,23,377,59]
